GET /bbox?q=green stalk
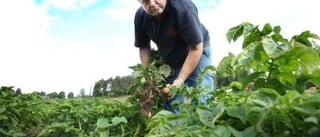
[133,123,141,137]
[266,59,275,88]
[78,119,83,137]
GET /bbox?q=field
[103,95,131,103]
[1,22,320,137]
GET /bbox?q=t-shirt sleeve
[177,7,203,47]
[134,8,150,48]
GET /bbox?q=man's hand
[161,84,171,99]
[161,78,184,99]
[172,77,184,87]
[161,84,170,94]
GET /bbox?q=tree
[79,88,85,97]
[40,91,46,98]
[92,75,134,97]
[47,92,58,99]
[67,92,74,98]
[92,78,111,97]
[15,88,22,96]
[58,91,65,98]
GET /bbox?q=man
[134,0,214,113]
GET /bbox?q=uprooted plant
[128,49,172,118]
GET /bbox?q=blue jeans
[164,43,214,114]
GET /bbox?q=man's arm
[172,42,203,86]
[139,46,152,66]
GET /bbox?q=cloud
[193,0,220,10]
[103,0,141,21]
[0,0,58,92]
[0,0,140,94]
[0,0,54,62]
[38,37,140,94]
[2,0,319,95]
[43,0,98,10]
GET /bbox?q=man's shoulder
[170,0,196,10]
[135,7,145,16]
[134,7,147,23]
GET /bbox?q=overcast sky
[0,0,319,95]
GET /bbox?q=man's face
[139,0,166,16]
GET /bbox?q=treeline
[14,88,74,99]
[92,75,134,97]
[13,75,134,99]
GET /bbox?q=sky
[0,0,319,95]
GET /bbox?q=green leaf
[310,69,320,86]
[292,31,319,47]
[159,64,171,77]
[226,24,244,43]
[140,77,146,83]
[242,72,264,91]
[146,118,163,130]
[259,88,281,99]
[147,115,188,136]
[246,89,279,130]
[262,37,291,58]
[249,99,269,108]
[278,72,297,86]
[1,91,9,98]
[304,116,318,125]
[245,106,268,131]
[97,118,112,128]
[292,105,318,115]
[99,131,109,137]
[132,70,142,78]
[11,132,26,137]
[253,78,266,90]
[299,54,320,73]
[213,125,231,137]
[302,97,320,107]
[272,33,287,43]
[226,106,247,124]
[261,23,272,35]
[228,126,257,137]
[185,130,219,137]
[197,105,225,128]
[226,22,255,44]
[282,90,300,105]
[243,22,255,37]
[292,46,320,73]
[276,58,299,72]
[235,53,251,66]
[0,107,5,114]
[111,116,127,125]
[0,115,8,120]
[173,125,219,137]
[273,26,281,34]
[242,33,261,49]
[151,110,174,119]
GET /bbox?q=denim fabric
[164,43,214,114]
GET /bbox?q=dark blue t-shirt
[134,0,210,68]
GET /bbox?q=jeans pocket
[202,46,212,59]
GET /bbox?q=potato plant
[128,49,172,118]
[144,22,320,137]
[0,87,146,137]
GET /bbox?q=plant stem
[266,59,275,88]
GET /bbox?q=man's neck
[154,15,162,22]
